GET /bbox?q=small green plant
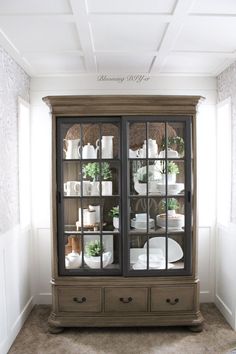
[159,161,179,175]
[108,206,119,218]
[161,136,184,156]
[160,198,179,211]
[83,162,112,181]
[85,240,105,257]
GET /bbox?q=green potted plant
[109,206,119,229]
[157,197,184,229]
[84,240,111,269]
[159,161,179,184]
[160,136,185,158]
[160,197,179,216]
[83,162,112,195]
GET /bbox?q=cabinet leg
[48,324,64,334]
[189,324,203,333]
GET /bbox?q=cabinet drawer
[105,287,148,312]
[151,286,195,312]
[58,287,102,312]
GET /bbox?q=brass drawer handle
[166,298,179,305]
[73,297,86,303]
[120,297,133,303]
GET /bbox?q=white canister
[96,136,114,159]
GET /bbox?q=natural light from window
[18,98,31,228]
[216,98,232,225]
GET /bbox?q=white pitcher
[63,138,80,159]
[96,136,114,158]
[82,143,98,159]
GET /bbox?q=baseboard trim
[215,294,235,330]
[0,296,34,354]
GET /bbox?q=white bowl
[84,251,112,269]
[131,218,155,230]
[156,213,184,229]
[154,183,184,195]
[134,182,147,195]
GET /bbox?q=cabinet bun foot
[188,324,203,332]
[48,324,64,334]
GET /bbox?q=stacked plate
[131,217,155,230]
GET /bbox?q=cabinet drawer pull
[120,297,133,303]
[166,298,179,305]
[73,297,86,304]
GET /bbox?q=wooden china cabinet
[43,95,204,333]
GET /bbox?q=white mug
[64,181,80,196]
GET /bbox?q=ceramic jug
[96,136,114,158]
[65,250,81,269]
[63,138,80,159]
[147,139,158,158]
[82,143,98,159]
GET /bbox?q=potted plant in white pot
[159,136,185,158]
[156,198,184,229]
[84,240,111,268]
[83,162,112,195]
[159,161,179,184]
[109,206,119,230]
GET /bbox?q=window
[18,97,31,227]
[216,98,232,225]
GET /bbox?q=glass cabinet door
[125,117,191,275]
[56,118,122,275]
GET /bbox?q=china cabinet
[43,95,204,332]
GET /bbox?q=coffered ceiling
[0,0,236,77]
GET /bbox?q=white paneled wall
[215,224,236,329]
[0,226,34,354]
[0,47,32,354]
[30,74,217,305]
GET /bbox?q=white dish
[133,261,174,270]
[84,251,112,269]
[131,218,155,230]
[156,213,184,229]
[144,237,183,262]
[149,183,184,195]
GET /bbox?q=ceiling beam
[149,0,197,74]
[69,0,97,73]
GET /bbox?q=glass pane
[129,197,150,233]
[148,122,164,158]
[83,234,114,269]
[129,235,147,270]
[156,197,185,231]
[100,123,120,159]
[129,122,146,158]
[63,124,81,160]
[158,122,185,158]
[81,123,100,159]
[65,234,82,269]
[147,235,185,270]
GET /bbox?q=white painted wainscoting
[0,225,34,354]
[215,224,236,330]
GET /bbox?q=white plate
[144,237,183,262]
[132,261,174,270]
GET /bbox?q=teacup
[64,181,80,196]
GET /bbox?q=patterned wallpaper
[217,61,236,222]
[0,47,30,234]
